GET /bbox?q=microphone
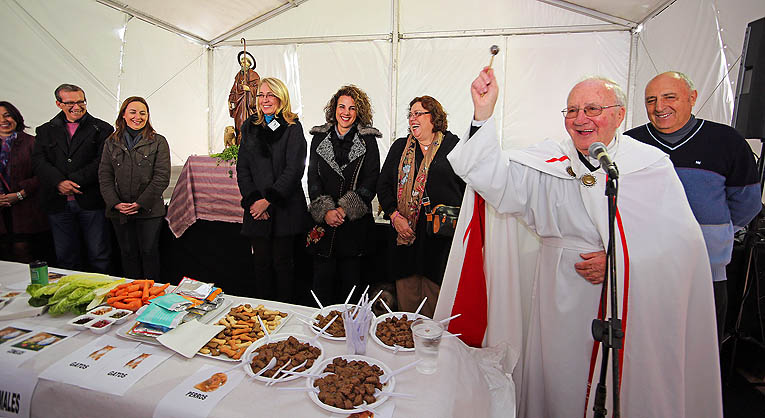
[588,142,619,179]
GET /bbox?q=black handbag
[422,196,460,237]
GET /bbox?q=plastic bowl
[85,318,115,334]
[68,315,97,330]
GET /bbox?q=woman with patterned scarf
[377,96,465,317]
[307,85,381,305]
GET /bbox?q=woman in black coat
[236,77,307,303]
[307,85,381,304]
[377,96,465,317]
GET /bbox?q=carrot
[149,283,170,295]
[127,290,143,298]
[126,284,141,292]
[123,297,142,304]
[107,295,129,305]
[142,281,150,301]
[113,300,142,311]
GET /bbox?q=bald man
[436,70,722,417]
[625,71,761,345]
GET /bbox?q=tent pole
[538,0,636,28]
[209,0,310,46]
[401,25,626,40]
[207,47,215,154]
[626,29,640,129]
[95,0,209,46]
[390,0,400,144]
[216,34,389,47]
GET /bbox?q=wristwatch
[16,192,23,201]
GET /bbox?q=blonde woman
[236,77,307,303]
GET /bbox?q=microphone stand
[591,170,623,418]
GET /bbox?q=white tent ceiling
[97,1,674,46]
[2,0,764,166]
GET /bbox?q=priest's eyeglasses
[562,104,620,119]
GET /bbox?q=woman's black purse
[422,196,459,237]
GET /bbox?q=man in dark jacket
[32,84,114,273]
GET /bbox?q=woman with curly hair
[237,77,307,303]
[307,85,381,304]
[377,96,465,317]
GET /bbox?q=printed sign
[0,327,77,367]
[0,367,38,418]
[78,344,173,396]
[153,364,245,418]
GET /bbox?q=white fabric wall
[0,0,208,166]
[3,0,764,167]
[1,0,123,129]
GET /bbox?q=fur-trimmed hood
[310,123,382,138]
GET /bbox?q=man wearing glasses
[32,84,113,273]
[435,70,722,417]
[625,71,761,347]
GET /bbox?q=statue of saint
[228,48,260,144]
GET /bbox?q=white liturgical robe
[436,117,722,418]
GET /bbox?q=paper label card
[0,367,38,418]
[153,364,245,418]
[79,344,173,396]
[0,325,34,345]
[0,327,77,367]
[39,335,140,387]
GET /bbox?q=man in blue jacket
[32,84,114,273]
[625,71,761,344]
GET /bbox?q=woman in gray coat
[98,96,170,280]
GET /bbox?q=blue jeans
[48,200,111,273]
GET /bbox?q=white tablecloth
[0,261,515,418]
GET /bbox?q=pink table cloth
[166,156,243,238]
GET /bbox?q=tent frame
[91,0,680,148]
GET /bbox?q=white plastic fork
[256,315,271,342]
[265,359,292,386]
[413,297,428,317]
[374,388,416,399]
[248,356,277,379]
[380,359,421,384]
[309,314,338,344]
[380,298,394,314]
[277,386,319,394]
[439,313,461,324]
[310,289,324,309]
[266,359,307,386]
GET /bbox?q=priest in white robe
[435,69,722,418]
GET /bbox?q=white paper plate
[198,304,292,362]
[308,304,356,341]
[241,333,324,383]
[370,312,426,352]
[307,354,395,414]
